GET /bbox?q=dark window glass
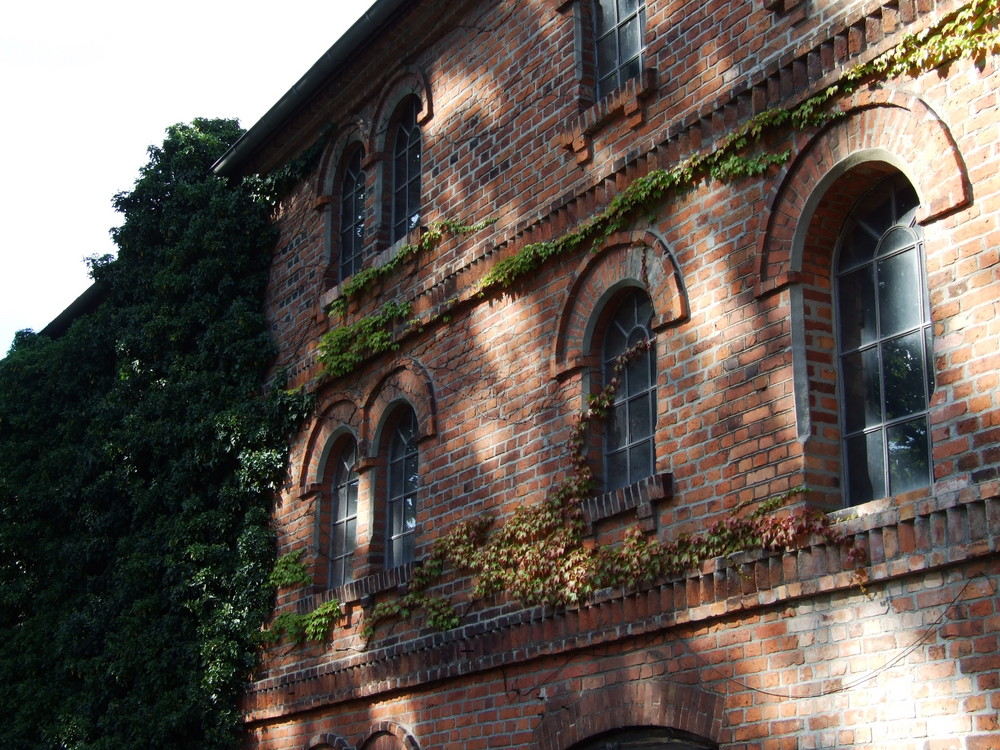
[386,408,418,567]
[339,147,366,281]
[328,440,358,588]
[593,0,646,99]
[391,99,422,243]
[602,289,655,492]
[835,175,932,505]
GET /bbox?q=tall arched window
[386,407,419,567]
[835,174,933,504]
[602,288,656,492]
[327,439,359,588]
[339,146,366,281]
[390,98,422,243]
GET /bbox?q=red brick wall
[242,0,1000,747]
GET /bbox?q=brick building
[214,0,1000,748]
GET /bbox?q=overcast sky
[0,1,375,353]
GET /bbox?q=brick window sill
[555,68,657,165]
[583,471,672,533]
[300,561,417,617]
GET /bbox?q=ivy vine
[357,341,863,641]
[316,0,1000,382]
[268,0,998,646]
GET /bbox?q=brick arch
[368,65,434,152]
[364,357,438,456]
[533,679,723,750]
[316,116,370,197]
[357,721,420,750]
[755,88,970,297]
[299,393,364,490]
[551,230,688,379]
[307,732,353,750]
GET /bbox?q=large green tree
[0,119,303,749]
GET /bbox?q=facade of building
[215,0,1000,748]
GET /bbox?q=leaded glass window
[386,408,418,567]
[328,440,358,588]
[391,99,422,243]
[603,288,656,492]
[338,147,366,281]
[835,174,933,505]
[593,0,646,99]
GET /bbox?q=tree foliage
[0,119,305,749]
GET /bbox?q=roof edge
[212,0,411,177]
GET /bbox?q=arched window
[390,98,422,243]
[327,438,359,588]
[835,174,933,504]
[593,0,646,99]
[602,288,656,491]
[339,146,366,281]
[386,407,419,567]
[568,726,716,749]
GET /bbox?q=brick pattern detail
[238,0,1000,748]
[755,89,972,297]
[534,680,723,749]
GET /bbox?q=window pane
[403,495,416,531]
[597,33,618,75]
[604,324,627,365]
[606,450,628,491]
[841,347,881,434]
[883,331,927,420]
[390,498,402,531]
[618,0,639,16]
[887,417,930,495]
[389,453,404,495]
[595,0,616,31]
[838,267,877,350]
[330,558,345,588]
[618,16,641,60]
[608,402,626,451]
[846,430,886,504]
[628,392,652,441]
[862,185,895,238]
[344,518,356,557]
[877,226,917,257]
[629,440,653,484]
[344,480,357,517]
[620,57,640,82]
[625,349,651,393]
[896,180,919,217]
[839,220,880,270]
[878,249,922,337]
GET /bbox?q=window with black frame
[386,407,419,567]
[390,98,422,243]
[327,439,359,588]
[602,288,656,492]
[338,147,366,281]
[593,0,646,99]
[835,174,934,504]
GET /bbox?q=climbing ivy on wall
[317,0,1000,380]
[286,0,1000,645]
[0,119,308,750]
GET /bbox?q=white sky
[0,1,375,353]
